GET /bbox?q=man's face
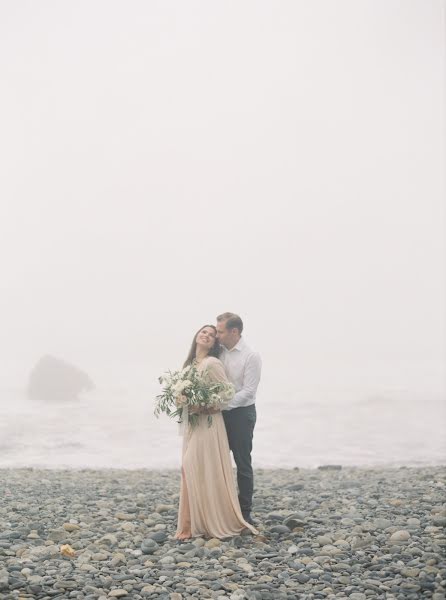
[216,321,239,349]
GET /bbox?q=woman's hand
[189,405,219,415]
[202,407,220,415]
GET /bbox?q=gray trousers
[223,404,256,515]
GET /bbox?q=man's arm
[229,353,262,409]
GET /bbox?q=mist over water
[1,1,445,470]
[1,374,444,470]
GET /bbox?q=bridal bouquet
[155,364,234,428]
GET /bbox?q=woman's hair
[183,324,221,367]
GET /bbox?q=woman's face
[196,326,217,351]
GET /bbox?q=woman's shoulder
[203,356,226,373]
[202,356,228,383]
[205,356,223,366]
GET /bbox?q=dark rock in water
[27,355,94,401]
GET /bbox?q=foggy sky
[1,1,445,401]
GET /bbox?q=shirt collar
[224,337,245,353]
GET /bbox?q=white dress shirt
[220,337,262,410]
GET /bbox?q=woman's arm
[205,358,235,410]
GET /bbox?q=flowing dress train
[175,356,257,539]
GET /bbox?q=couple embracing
[175,312,262,540]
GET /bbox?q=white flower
[221,384,235,401]
[210,393,220,406]
[172,380,190,394]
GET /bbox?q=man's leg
[223,405,256,515]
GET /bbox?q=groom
[216,312,262,526]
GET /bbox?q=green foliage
[154,364,234,428]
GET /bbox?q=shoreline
[1,462,445,473]
[0,467,445,599]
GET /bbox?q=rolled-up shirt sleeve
[229,352,262,409]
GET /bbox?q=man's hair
[216,312,243,334]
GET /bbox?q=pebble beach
[0,467,445,600]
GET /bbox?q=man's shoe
[242,512,258,526]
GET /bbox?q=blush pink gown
[175,356,257,539]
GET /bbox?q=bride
[175,324,257,540]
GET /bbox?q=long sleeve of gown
[205,358,235,409]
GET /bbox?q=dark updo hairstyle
[183,324,221,368]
